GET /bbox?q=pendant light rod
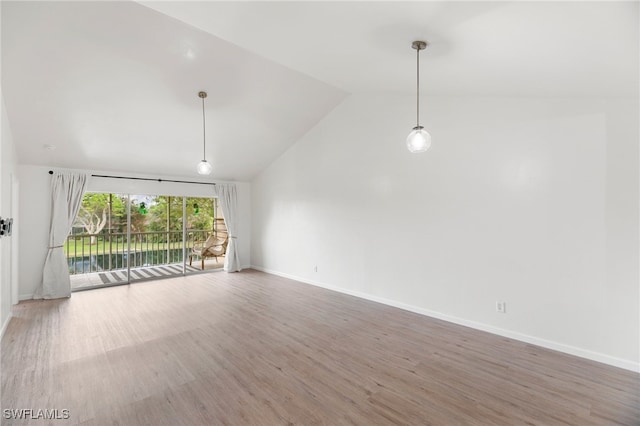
[199,91,207,160]
[196,91,212,175]
[417,46,419,127]
[412,41,427,128]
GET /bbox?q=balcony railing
[65,229,211,274]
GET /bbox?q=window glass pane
[68,192,128,286]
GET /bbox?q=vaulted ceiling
[2,1,638,181]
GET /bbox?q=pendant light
[406,41,432,153]
[196,91,213,175]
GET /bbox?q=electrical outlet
[496,301,506,313]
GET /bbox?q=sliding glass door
[127,195,184,283]
[66,192,224,290]
[66,192,129,289]
[185,197,226,271]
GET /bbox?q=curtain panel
[213,183,241,272]
[34,171,89,299]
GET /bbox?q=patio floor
[70,258,224,290]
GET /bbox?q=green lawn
[64,238,196,257]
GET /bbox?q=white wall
[251,95,639,371]
[1,94,18,337]
[17,165,251,299]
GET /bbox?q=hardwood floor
[2,270,638,425]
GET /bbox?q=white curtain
[34,171,89,299]
[213,183,241,272]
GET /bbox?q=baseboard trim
[250,265,639,373]
[19,293,33,301]
[0,312,12,341]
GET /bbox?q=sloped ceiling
[2,1,638,181]
[141,1,639,97]
[1,1,347,181]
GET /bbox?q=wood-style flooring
[1,269,638,425]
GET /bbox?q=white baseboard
[250,265,639,373]
[19,293,33,301]
[0,312,12,340]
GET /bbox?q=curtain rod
[48,171,216,186]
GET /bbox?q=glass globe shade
[197,160,212,175]
[406,126,432,153]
